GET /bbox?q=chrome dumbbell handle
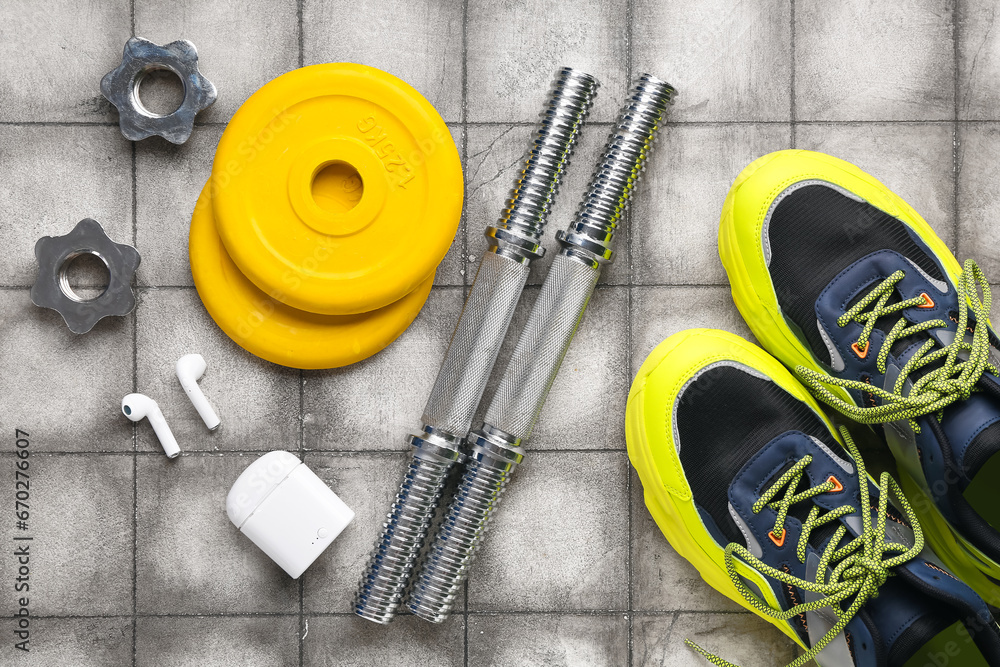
[354,68,599,624]
[408,74,675,623]
[421,67,600,439]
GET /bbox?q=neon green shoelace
[798,259,996,433]
[686,427,924,667]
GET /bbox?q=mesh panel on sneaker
[767,183,944,361]
[674,365,836,546]
[886,611,959,667]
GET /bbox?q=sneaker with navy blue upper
[627,328,1000,667]
[720,149,1000,610]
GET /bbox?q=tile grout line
[297,0,305,69]
[297,2,305,665]
[23,608,758,620]
[298,380,305,644]
[12,118,1000,128]
[953,0,961,255]
[790,0,797,147]
[129,1,138,660]
[461,0,470,295]
[0,447,635,457]
[625,0,635,662]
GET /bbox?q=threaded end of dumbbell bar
[558,74,675,263]
[407,436,523,623]
[490,67,599,257]
[354,453,456,624]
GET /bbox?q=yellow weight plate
[190,185,433,369]
[210,62,462,316]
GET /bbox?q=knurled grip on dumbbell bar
[407,74,675,624]
[421,251,531,435]
[353,67,599,625]
[421,67,599,437]
[483,252,600,440]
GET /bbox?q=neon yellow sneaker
[627,328,1000,666]
[719,149,1000,609]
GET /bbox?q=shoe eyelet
[768,529,786,547]
[851,340,870,359]
[917,292,935,309]
[826,475,844,493]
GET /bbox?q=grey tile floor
[2,0,1000,665]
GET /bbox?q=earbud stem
[187,388,220,431]
[150,414,180,458]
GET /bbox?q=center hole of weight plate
[135,67,185,117]
[311,161,364,214]
[59,251,111,303]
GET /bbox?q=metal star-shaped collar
[30,219,141,334]
[101,36,217,144]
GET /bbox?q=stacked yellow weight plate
[189,63,463,369]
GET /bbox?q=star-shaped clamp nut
[30,219,141,334]
[101,36,217,144]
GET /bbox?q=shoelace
[798,259,996,433]
[686,427,924,667]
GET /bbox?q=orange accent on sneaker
[917,292,935,309]
[925,561,958,580]
[769,529,787,547]
[851,340,870,359]
[826,475,844,493]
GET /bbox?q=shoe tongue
[883,323,1000,479]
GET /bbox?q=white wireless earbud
[176,353,220,431]
[122,394,180,458]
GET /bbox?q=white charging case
[226,451,354,579]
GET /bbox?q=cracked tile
[0,455,133,616]
[303,289,463,451]
[136,616,299,667]
[796,0,955,121]
[303,0,464,123]
[465,123,629,286]
[466,0,628,123]
[959,0,1000,119]
[303,615,464,666]
[0,125,132,287]
[796,123,957,249]
[468,614,629,666]
[632,124,792,287]
[136,454,299,614]
[633,0,791,121]
[630,286,753,377]
[1,617,131,665]
[0,0,129,122]
[468,451,629,611]
[134,0,299,124]
[633,613,798,666]
[958,124,1000,276]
